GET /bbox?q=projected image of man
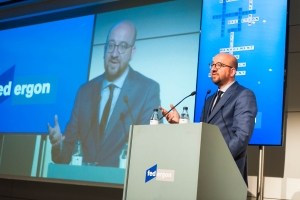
[48,21,161,167]
[159,53,257,185]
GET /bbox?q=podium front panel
[124,124,203,200]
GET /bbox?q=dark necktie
[211,90,224,112]
[99,84,115,141]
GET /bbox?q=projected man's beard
[104,58,128,81]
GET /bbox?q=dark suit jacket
[201,81,257,184]
[52,67,161,167]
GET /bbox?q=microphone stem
[124,96,135,125]
[202,93,209,122]
[125,102,134,125]
[129,111,134,125]
[120,115,127,137]
[159,94,191,120]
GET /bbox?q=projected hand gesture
[48,115,65,146]
[159,104,180,124]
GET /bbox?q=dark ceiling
[0,0,44,9]
[0,0,169,30]
[0,0,116,21]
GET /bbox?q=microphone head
[207,90,211,94]
[190,91,196,96]
[123,95,128,103]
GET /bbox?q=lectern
[123,123,247,200]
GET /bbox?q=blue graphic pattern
[213,1,256,36]
[195,0,287,145]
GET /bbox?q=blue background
[0,15,95,134]
[195,0,287,145]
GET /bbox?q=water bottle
[150,108,160,125]
[71,141,83,166]
[179,106,189,124]
[119,143,128,169]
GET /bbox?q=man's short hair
[106,20,137,45]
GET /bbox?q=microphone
[205,90,211,97]
[159,91,196,121]
[190,91,196,96]
[200,90,211,122]
[123,95,135,125]
[119,113,128,139]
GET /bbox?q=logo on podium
[145,164,175,183]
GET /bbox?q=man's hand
[158,104,180,124]
[48,115,65,146]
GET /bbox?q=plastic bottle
[119,143,128,169]
[150,108,160,125]
[179,106,189,124]
[71,141,83,166]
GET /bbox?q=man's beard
[105,63,127,81]
[211,76,221,86]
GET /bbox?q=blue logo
[0,65,15,104]
[145,164,157,183]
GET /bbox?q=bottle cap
[183,107,188,110]
[153,108,158,111]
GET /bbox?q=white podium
[123,123,247,200]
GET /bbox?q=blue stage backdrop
[0,15,95,134]
[194,0,287,145]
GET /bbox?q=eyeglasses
[105,42,133,54]
[208,62,233,69]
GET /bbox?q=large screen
[194,0,287,145]
[0,0,287,188]
[0,0,202,187]
[0,15,94,133]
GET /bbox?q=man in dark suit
[48,21,160,167]
[159,53,257,184]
